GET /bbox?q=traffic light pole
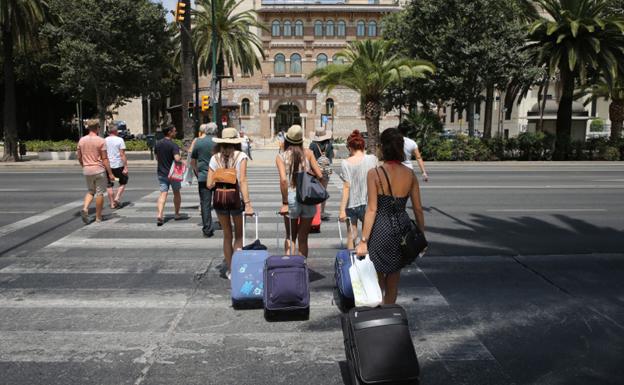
[177,0,195,146]
[210,0,220,133]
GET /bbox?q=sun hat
[285,124,304,145]
[213,127,243,144]
[312,125,332,142]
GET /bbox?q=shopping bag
[348,253,382,307]
[168,161,186,182]
[181,159,194,186]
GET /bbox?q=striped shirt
[340,154,378,208]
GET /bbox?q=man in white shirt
[105,125,129,208]
[400,128,429,182]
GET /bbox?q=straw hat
[312,125,332,142]
[213,127,243,144]
[285,124,304,144]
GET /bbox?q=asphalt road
[0,162,623,385]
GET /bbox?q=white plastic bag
[181,160,194,186]
[349,253,383,307]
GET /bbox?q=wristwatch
[360,237,368,243]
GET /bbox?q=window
[272,20,280,37]
[241,98,250,116]
[314,21,324,37]
[337,20,346,37]
[283,20,292,37]
[295,20,303,36]
[332,54,344,65]
[290,53,301,74]
[274,54,285,74]
[368,21,377,37]
[326,20,334,37]
[316,53,327,68]
[325,98,334,115]
[356,20,365,37]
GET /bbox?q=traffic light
[201,95,210,112]
[175,1,186,23]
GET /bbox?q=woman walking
[207,128,254,279]
[310,125,334,221]
[276,125,324,257]
[356,128,425,304]
[338,130,378,249]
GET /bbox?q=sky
[152,0,177,21]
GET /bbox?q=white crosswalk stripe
[0,166,496,381]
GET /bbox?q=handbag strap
[315,143,325,157]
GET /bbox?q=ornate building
[213,0,401,140]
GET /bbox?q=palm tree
[578,79,624,141]
[192,0,265,78]
[1,0,50,161]
[309,39,434,152]
[526,0,624,160]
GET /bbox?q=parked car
[107,121,134,140]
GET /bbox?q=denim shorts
[288,191,316,219]
[158,176,181,193]
[345,204,366,223]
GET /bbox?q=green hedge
[25,140,77,152]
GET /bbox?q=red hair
[347,130,365,151]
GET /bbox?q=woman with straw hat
[207,127,254,280]
[276,124,324,257]
[310,124,334,221]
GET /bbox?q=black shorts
[108,167,129,187]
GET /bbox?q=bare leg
[383,271,401,304]
[107,186,115,208]
[347,219,358,249]
[157,191,168,219]
[173,190,181,216]
[95,195,104,221]
[114,184,126,203]
[219,214,234,270]
[377,272,386,295]
[83,192,94,212]
[232,215,243,251]
[297,217,312,257]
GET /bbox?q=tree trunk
[96,91,107,137]
[538,76,549,132]
[467,101,475,137]
[2,28,18,161]
[609,98,623,142]
[483,85,494,139]
[364,100,381,155]
[554,69,574,160]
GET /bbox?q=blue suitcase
[335,219,355,311]
[231,214,268,309]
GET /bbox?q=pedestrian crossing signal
[201,95,210,112]
[175,1,186,22]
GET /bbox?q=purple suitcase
[263,254,310,320]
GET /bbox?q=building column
[300,113,307,139]
[268,113,276,140]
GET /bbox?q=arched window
[368,21,377,37]
[356,20,365,37]
[325,98,334,115]
[283,20,292,37]
[272,20,280,37]
[337,20,346,37]
[274,54,285,74]
[295,20,304,36]
[241,98,250,116]
[290,53,302,74]
[316,53,327,69]
[326,20,334,37]
[314,20,323,37]
[332,54,344,65]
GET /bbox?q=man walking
[398,124,429,182]
[77,119,115,224]
[191,122,217,237]
[105,125,129,209]
[155,125,183,226]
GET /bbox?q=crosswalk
[0,167,507,384]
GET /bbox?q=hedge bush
[25,140,77,152]
[124,140,149,151]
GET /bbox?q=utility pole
[177,0,194,147]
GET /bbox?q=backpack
[315,143,332,177]
[212,152,242,211]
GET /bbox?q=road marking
[0,200,82,238]
[0,210,39,214]
[486,208,606,213]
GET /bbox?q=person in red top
[77,120,115,224]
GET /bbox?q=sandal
[80,210,90,225]
[156,217,164,226]
[113,200,121,209]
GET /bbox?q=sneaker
[226,271,231,280]
[202,231,214,238]
[80,210,90,225]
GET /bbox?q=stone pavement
[0,167,508,385]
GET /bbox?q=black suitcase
[341,305,420,385]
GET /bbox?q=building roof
[258,4,400,13]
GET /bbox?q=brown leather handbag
[212,152,242,211]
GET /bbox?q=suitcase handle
[242,213,258,245]
[353,317,408,331]
[337,217,352,249]
[276,212,297,255]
